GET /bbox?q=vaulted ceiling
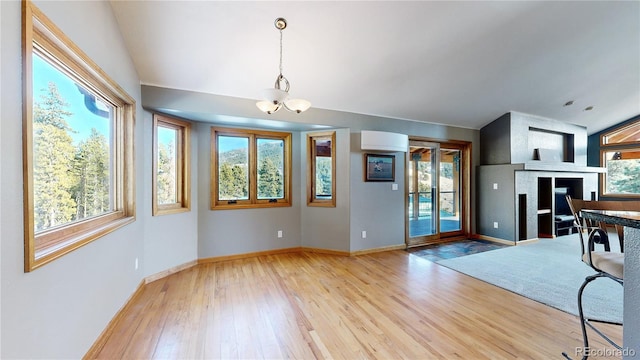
[109,1,639,134]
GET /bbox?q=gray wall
[0,1,481,357]
[143,86,481,256]
[480,113,512,165]
[1,1,145,358]
[349,133,406,252]
[301,129,351,252]
[142,111,199,277]
[481,111,588,166]
[477,165,516,240]
[477,165,598,242]
[197,123,303,258]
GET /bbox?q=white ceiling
[109,1,640,134]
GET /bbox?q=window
[307,131,336,207]
[600,119,640,197]
[211,127,291,209]
[22,1,135,271]
[153,114,191,215]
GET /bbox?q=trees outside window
[600,120,640,197]
[153,114,191,216]
[211,127,291,209]
[307,131,336,207]
[23,2,135,271]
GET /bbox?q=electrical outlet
[362,230,367,239]
[135,257,139,270]
[392,183,398,191]
[277,230,283,238]
[493,183,498,190]
[493,222,499,229]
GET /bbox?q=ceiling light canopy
[256,18,311,114]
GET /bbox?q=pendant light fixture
[256,18,311,114]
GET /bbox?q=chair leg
[577,274,597,360]
[573,273,623,360]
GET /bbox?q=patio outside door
[407,140,465,247]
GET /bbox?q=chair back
[565,195,611,270]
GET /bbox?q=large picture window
[23,1,135,271]
[600,119,640,197]
[153,114,191,216]
[211,127,291,209]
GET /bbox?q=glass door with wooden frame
[407,140,467,247]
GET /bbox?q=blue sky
[218,136,248,153]
[217,136,283,153]
[33,53,110,145]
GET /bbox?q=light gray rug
[436,235,623,323]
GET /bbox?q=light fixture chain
[257,17,310,114]
[279,29,283,76]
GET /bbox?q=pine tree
[608,159,640,193]
[258,158,283,198]
[157,141,177,204]
[315,157,332,196]
[219,163,248,199]
[32,82,76,232]
[73,128,110,219]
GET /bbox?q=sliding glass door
[408,142,438,239]
[439,148,462,233]
[407,140,468,247]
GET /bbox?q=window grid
[211,127,291,210]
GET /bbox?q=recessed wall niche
[528,127,575,163]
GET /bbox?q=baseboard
[350,244,406,256]
[197,247,303,264]
[516,238,539,245]
[144,260,198,284]
[302,247,350,256]
[83,280,145,360]
[475,234,517,246]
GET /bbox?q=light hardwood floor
[90,250,621,359]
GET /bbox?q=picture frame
[365,153,395,182]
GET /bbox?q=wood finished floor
[91,250,622,359]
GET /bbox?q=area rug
[436,235,623,323]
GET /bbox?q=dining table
[581,209,640,359]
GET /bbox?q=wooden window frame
[22,1,136,272]
[153,114,191,216]
[599,119,640,198]
[307,131,336,207]
[211,127,292,210]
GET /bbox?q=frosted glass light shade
[263,88,289,104]
[284,98,311,113]
[256,101,281,114]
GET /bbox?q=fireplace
[477,112,604,243]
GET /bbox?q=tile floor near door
[407,239,508,262]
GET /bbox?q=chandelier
[256,18,311,114]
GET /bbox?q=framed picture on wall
[365,153,395,182]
